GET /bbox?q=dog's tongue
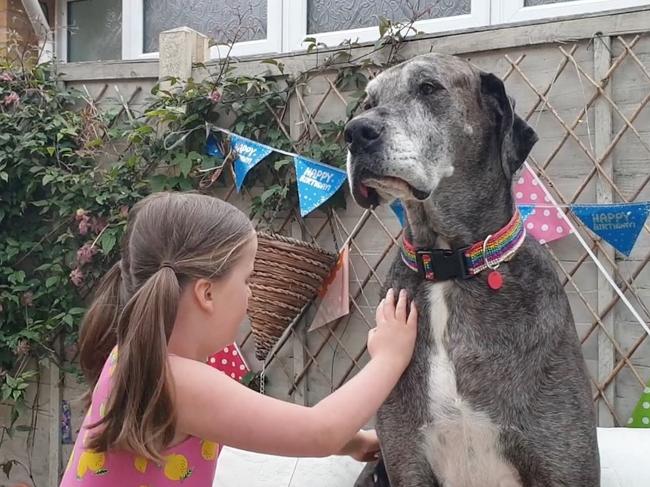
[358,182,369,198]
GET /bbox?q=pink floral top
[60,347,220,486]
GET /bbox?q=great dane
[345,53,599,487]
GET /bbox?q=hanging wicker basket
[248,233,337,361]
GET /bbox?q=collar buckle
[415,248,470,281]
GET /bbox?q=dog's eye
[419,81,443,96]
[362,100,374,111]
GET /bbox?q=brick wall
[0,0,53,55]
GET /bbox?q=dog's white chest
[422,283,521,487]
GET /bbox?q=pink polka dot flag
[514,165,572,245]
[207,343,250,382]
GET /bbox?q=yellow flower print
[163,454,193,481]
[134,455,149,474]
[76,451,108,479]
[200,440,219,461]
[109,347,118,376]
[99,402,106,418]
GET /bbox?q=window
[284,0,489,51]
[55,0,650,62]
[61,0,122,62]
[491,0,649,24]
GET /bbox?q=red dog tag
[487,270,503,291]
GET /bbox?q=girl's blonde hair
[79,191,255,462]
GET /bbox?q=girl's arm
[171,289,417,457]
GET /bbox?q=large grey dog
[345,53,599,487]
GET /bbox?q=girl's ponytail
[87,265,180,462]
[78,260,123,393]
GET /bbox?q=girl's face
[208,237,257,346]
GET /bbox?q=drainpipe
[20,0,53,63]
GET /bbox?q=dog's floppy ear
[480,71,538,178]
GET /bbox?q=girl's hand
[338,429,380,462]
[368,288,418,369]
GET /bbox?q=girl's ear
[192,278,215,313]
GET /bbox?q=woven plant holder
[249,233,337,360]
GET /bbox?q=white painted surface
[214,447,365,487]
[214,429,650,487]
[598,428,650,487]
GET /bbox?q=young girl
[60,191,417,486]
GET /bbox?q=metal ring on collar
[482,234,500,271]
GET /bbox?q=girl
[60,191,417,486]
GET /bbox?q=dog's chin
[360,176,431,205]
[352,181,382,208]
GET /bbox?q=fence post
[593,34,615,427]
[158,27,209,89]
[48,339,62,486]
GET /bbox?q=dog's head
[345,53,538,223]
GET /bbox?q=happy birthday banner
[391,166,650,257]
[205,129,347,217]
[205,129,650,256]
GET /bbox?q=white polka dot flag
[513,166,572,245]
[207,343,250,382]
[571,203,650,257]
[294,156,347,217]
[628,384,650,427]
[231,134,274,191]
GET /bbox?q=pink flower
[90,216,107,234]
[75,208,87,222]
[0,72,13,83]
[76,243,98,265]
[78,215,90,235]
[21,292,34,307]
[3,91,19,106]
[70,268,84,287]
[207,90,222,104]
[14,339,30,357]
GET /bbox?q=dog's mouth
[353,174,430,208]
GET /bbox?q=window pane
[307,0,470,35]
[144,0,267,53]
[67,0,122,62]
[524,0,575,5]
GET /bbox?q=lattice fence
[66,32,650,427]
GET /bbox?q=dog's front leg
[377,404,440,487]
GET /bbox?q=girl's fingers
[407,301,418,327]
[383,288,396,320]
[395,289,408,323]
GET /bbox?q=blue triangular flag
[518,204,536,222]
[205,133,223,157]
[390,199,406,227]
[231,134,274,191]
[294,156,347,217]
[571,202,650,256]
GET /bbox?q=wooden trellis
[68,32,650,428]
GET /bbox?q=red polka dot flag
[514,166,572,245]
[207,343,250,382]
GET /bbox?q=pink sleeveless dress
[59,347,220,486]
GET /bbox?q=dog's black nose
[345,118,383,150]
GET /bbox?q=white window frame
[55,0,283,62]
[491,0,650,24]
[282,0,491,52]
[55,0,650,62]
